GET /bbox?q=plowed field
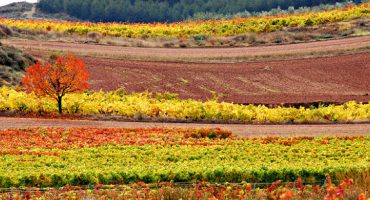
[81,53,370,104]
[4,36,370,62]
[3,37,370,104]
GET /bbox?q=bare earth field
[3,37,370,104]
[82,53,370,104]
[4,36,370,63]
[0,117,369,137]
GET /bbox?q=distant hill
[0,2,33,18]
[0,2,77,21]
[1,0,367,23]
[37,0,359,23]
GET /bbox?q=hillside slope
[0,2,77,21]
[0,43,35,87]
[38,0,350,23]
[0,25,35,86]
[0,2,33,18]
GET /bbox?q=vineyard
[0,3,369,38]
[0,179,367,199]
[0,128,369,189]
[0,3,369,200]
[1,87,370,123]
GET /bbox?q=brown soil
[0,117,369,137]
[2,37,370,104]
[76,53,370,104]
[3,36,370,63]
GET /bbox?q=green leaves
[0,130,368,187]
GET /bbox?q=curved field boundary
[0,117,369,137]
[3,36,370,63]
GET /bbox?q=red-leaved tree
[23,54,89,114]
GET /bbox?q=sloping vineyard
[1,3,369,38]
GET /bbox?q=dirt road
[1,117,370,137]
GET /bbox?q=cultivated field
[0,127,368,199]
[3,87,370,124]
[4,36,370,63]
[1,3,370,199]
[4,37,370,104]
[2,3,368,38]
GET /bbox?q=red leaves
[324,177,354,200]
[0,179,367,199]
[0,128,233,150]
[23,54,89,99]
[22,54,89,113]
[296,177,305,192]
[1,128,367,151]
[280,190,293,200]
[358,193,366,200]
[265,180,281,193]
[261,177,362,200]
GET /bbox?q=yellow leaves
[0,131,369,188]
[1,86,370,123]
[0,3,369,38]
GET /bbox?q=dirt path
[1,117,370,137]
[23,4,35,19]
[4,36,370,62]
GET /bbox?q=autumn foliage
[22,54,89,113]
[0,127,368,199]
[0,3,368,38]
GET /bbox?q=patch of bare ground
[3,35,370,63]
[64,53,370,104]
[0,117,369,137]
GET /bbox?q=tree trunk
[57,96,63,114]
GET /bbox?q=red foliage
[23,54,88,98]
[296,177,305,192]
[280,190,293,200]
[324,176,354,200]
[358,193,366,200]
[22,54,89,113]
[265,180,281,193]
[1,128,366,152]
[0,179,367,200]
[0,128,233,150]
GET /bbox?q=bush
[0,25,13,37]
[0,46,35,86]
[87,31,103,43]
